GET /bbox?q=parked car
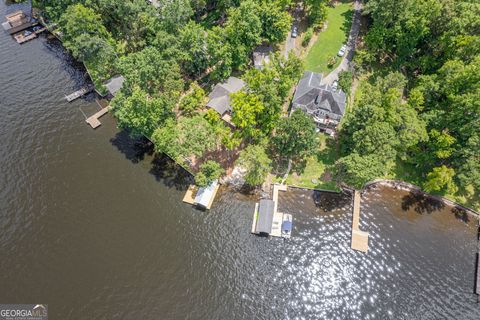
[338,44,347,57]
[332,80,339,91]
[291,25,298,38]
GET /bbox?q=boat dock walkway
[86,105,112,129]
[14,26,47,44]
[271,184,287,237]
[351,190,369,252]
[66,85,93,102]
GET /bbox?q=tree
[180,82,205,116]
[159,0,194,33]
[151,115,217,164]
[117,47,184,98]
[231,91,265,139]
[334,153,387,189]
[338,71,353,95]
[195,160,224,187]
[272,109,317,162]
[242,52,304,134]
[225,0,262,69]
[258,1,292,44]
[423,165,456,194]
[304,0,328,28]
[178,21,209,77]
[236,144,272,186]
[112,87,174,138]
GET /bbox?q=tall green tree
[195,160,224,187]
[112,87,174,138]
[236,144,272,186]
[272,110,317,163]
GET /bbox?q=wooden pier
[86,105,111,129]
[271,184,287,237]
[14,32,36,44]
[65,85,94,102]
[351,190,369,252]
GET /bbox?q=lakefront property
[2,0,480,318]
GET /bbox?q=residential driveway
[284,31,295,58]
[322,0,362,85]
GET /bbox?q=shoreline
[363,179,479,218]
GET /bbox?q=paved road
[322,0,362,85]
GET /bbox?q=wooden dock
[85,105,111,129]
[182,185,197,205]
[351,190,369,252]
[271,184,287,237]
[14,32,36,44]
[66,85,94,102]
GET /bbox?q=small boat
[282,214,293,239]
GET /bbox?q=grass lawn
[304,1,353,74]
[276,134,341,191]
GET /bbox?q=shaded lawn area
[304,1,353,74]
[276,134,341,191]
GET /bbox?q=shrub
[302,28,313,47]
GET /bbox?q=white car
[332,80,339,91]
[338,44,347,57]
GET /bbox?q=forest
[28,0,480,209]
[336,0,480,209]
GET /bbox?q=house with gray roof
[206,77,245,121]
[104,75,125,97]
[292,71,346,134]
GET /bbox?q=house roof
[206,77,245,115]
[194,180,218,208]
[253,45,273,69]
[292,71,346,118]
[256,199,275,234]
[105,76,125,96]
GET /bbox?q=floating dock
[65,85,94,102]
[351,190,369,252]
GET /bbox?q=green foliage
[225,0,262,69]
[236,144,272,186]
[258,1,292,44]
[151,115,217,164]
[180,82,206,116]
[334,153,387,189]
[302,28,314,47]
[231,91,265,140]
[338,71,353,95]
[117,47,184,98]
[112,87,174,138]
[423,165,456,194]
[272,110,317,163]
[304,0,328,28]
[195,160,224,187]
[242,52,304,134]
[59,4,116,84]
[159,0,194,33]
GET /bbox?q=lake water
[1,2,479,319]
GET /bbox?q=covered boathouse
[252,199,275,236]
